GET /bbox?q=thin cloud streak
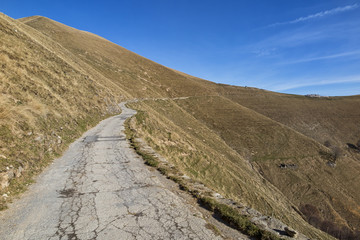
[272,75,360,91]
[270,4,359,27]
[281,50,360,64]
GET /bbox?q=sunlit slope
[127,99,331,239]
[19,16,221,98]
[0,12,125,204]
[217,87,360,234]
[174,95,360,234]
[220,86,360,147]
[176,95,326,159]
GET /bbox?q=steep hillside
[173,95,360,237]
[126,99,331,239]
[1,12,359,239]
[19,16,221,98]
[220,86,360,147]
[0,12,128,208]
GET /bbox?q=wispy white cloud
[281,50,360,64]
[253,48,277,57]
[270,4,359,27]
[250,20,360,59]
[271,75,360,91]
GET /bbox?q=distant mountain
[1,12,360,239]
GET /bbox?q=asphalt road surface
[0,103,221,240]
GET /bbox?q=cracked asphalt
[0,103,221,240]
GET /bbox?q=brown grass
[0,11,358,239]
[126,99,333,239]
[128,95,360,238]
[125,114,283,240]
[0,13,124,208]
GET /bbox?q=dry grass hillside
[1,12,359,239]
[173,96,360,238]
[19,16,221,99]
[219,86,360,146]
[0,13,126,207]
[126,99,331,239]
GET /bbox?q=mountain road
[0,102,221,240]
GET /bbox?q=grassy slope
[127,99,330,239]
[220,86,360,146]
[0,13,126,207]
[1,13,358,238]
[174,96,360,233]
[20,14,360,237]
[19,16,221,99]
[218,86,360,232]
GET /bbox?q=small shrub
[331,146,343,161]
[141,154,158,167]
[167,175,182,183]
[324,140,332,147]
[347,143,358,150]
[167,132,172,140]
[158,167,168,175]
[319,150,334,161]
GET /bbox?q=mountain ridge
[1,13,360,239]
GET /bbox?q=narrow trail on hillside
[0,102,221,240]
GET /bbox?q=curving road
[0,103,221,240]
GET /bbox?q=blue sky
[2,0,360,96]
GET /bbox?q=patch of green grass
[133,144,159,167]
[0,125,13,143]
[135,110,147,124]
[0,200,8,211]
[198,197,283,240]
[125,117,159,168]
[205,223,221,236]
[143,156,159,167]
[157,167,168,175]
